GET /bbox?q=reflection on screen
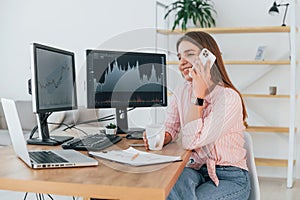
[35,47,76,111]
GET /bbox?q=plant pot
[105,128,117,135]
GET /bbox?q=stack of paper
[88,147,182,166]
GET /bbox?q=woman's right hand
[143,132,172,150]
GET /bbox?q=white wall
[0,0,160,127]
[0,0,156,101]
[1,0,299,179]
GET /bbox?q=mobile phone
[189,48,216,78]
[199,48,216,69]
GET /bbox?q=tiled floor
[1,177,300,199]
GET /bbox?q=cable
[28,117,73,141]
[48,122,73,130]
[46,194,54,200]
[29,126,38,139]
[23,192,28,200]
[66,117,115,136]
[63,107,136,131]
[68,126,89,136]
[63,116,115,131]
[29,112,52,139]
[28,107,137,139]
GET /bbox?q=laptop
[1,98,98,169]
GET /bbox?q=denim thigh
[167,167,205,200]
[196,166,251,200]
[167,166,250,200]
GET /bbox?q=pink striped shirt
[165,81,248,186]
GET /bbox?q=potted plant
[105,123,117,135]
[164,0,217,31]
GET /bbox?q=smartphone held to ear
[199,48,216,68]
[189,48,216,78]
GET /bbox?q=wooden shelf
[246,126,290,133]
[168,92,293,99]
[157,26,290,35]
[242,94,290,98]
[167,60,290,65]
[254,158,295,167]
[225,60,291,65]
[166,61,180,65]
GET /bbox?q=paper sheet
[88,147,182,166]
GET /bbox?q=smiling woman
[147,30,251,200]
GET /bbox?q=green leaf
[164,0,216,30]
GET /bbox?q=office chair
[244,132,260,200]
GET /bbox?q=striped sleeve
[164,93,181,141]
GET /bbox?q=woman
[144,31,251,200]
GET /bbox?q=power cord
[64,107,136,131]
[29,112,52,139]
[63,115,115,131]
[28,107,137,139]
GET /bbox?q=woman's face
[177,40,200,81]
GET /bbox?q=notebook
[1,98,98,169]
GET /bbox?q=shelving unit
[167,60,291,65]
[156,1,297,188]
[255,158,295,167]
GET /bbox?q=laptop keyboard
[62,133,122,151]
[29,151,68,163]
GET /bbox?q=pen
[131,153,139,161]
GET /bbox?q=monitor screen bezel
[86,49,168,109]
[30,43,78,114]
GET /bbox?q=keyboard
[61,133,122,151]
[29,151,68,163]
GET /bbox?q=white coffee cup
[145,124,165,150]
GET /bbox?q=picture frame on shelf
[255,46,267,60]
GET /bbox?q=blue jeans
[167,165,250,200]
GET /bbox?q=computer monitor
[28,43,77,145]
[86,49,167,133]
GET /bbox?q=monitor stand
[27,113,73,146]
[115,107,145,134]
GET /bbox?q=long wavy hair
[176,31,247,122]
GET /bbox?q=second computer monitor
[86,50,167,133]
